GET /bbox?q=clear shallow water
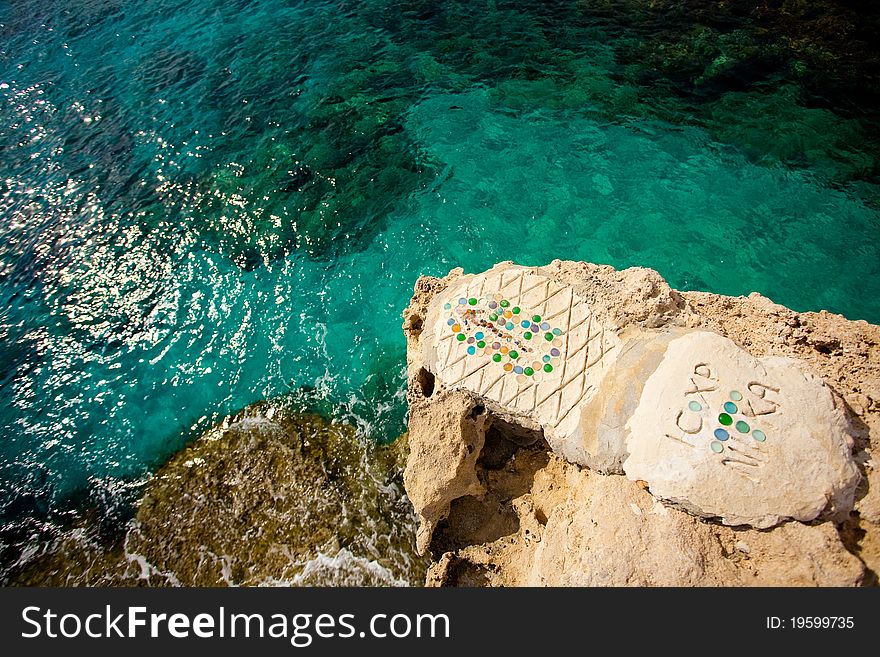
[1,0,879,571]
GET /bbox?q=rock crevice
[403,261,878,586]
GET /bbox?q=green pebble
[457,334,466,342]
[730,391,743,401]
[512,307,520,314]
[718,413,733,426]
[493,353,502,362]
[710,441,724,453]
[524,367,534,376]
[500,300,510,307]
[543,364,553,373]
[735,420,750,433]
[477,341,486,348]
[752,429,766,442]
[545,333,554,341]
[509,350,519,359]
[524,332,532,339]
[532,315,541,323]
[489,314,498,321]
[688,401,702,412]
[468,297,477,306]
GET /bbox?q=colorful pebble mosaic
[445,293,565,381]
[682,390,769,454]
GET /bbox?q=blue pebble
[447,318,455,326]
[458,298,467,304]
[540,322,550,331]
[467,346,476,355]
[506,322,514,330]
[513,366,523,374]
[521,321,530,328]
[475,331,484,340]
[714,428,729,441]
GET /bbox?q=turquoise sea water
[1,0,879,572]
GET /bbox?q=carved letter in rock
[623,331,860,528]
[420,264,621,460]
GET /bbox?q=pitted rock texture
[403,390,489,554]
[624,331,860,528]
[403,260,879,587]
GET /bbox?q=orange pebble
[500,347,509,354]
[504,310,512,319]
[452,324,460,332]
[503,363,513,372]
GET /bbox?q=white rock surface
[623,331,860,528]
[419,263,621,461]
[403,261,879,585]
[573,328,684,472]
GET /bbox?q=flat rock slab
[623,331,860,528]
[421,264,621,455]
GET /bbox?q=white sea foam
[122,526,182,586]
[260,548,410,588]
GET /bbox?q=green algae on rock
[130,403,427,586]
[9,402,427,587]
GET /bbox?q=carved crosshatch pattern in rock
[404,263,876,584]
[442,295,565,382]
[431,267,620,436]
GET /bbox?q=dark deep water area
[1,0,878,582]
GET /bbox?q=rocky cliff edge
[401,261,879,586]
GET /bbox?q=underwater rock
[127,403,424,586]
[9,401,427,586]
[403,261,878,586]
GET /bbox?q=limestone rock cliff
[402,261,879,586]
